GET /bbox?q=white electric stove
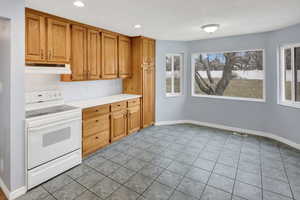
[25,90,82,189]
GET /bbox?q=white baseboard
[155,120,300,150]
[0,177,26,200]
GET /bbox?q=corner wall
[156,23,300,145]
[0,0,25,194]
[155,40,189,122]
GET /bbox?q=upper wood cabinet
[69,25,87,81]
[102,32,118,79]
[148,39,155,66]
[25,12,46,63]
[47,18,71,63]
[87,29,101,80]
[118,36,131,78]
[25,9,71,64]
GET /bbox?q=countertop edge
[67,94,142,109]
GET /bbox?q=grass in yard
[194,79,264,99]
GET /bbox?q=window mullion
[292,47,296,101]
[171,56,175,94]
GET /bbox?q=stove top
[26,105,79,119]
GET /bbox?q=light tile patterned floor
[17,124,300,200]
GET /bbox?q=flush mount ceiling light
[134,24,142,29]
[73,0,85,8]
[201,24,220,33]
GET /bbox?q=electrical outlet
[0,158,4,173]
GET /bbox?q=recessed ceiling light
[134,24,142,29]
[201,24,220,33]
[73,0,85,7]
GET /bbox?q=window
[279,44,300,107]
[191,49,265,101]
[166,54,183,96]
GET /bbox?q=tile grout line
[279,145,296,200]
[259,138,264,200]
[229,136,243,200]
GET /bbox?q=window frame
[278,43,300,108]
[165,53,184,97]
[191,49,266,102]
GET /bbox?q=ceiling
[26,0,300,41]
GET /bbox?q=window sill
[191,94,266,103]
[166,93,183,98]
[278,101,300,109]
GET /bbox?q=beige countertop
[67,94,141,109]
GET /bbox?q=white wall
[0,0,25,192]
[0,17,12,191]
[25,74,123,102]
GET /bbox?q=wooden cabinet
[110,109,127,142]
[128,98,141,134]
[25,9,71,64]
[123,37,156,128]
[68,25,87,81]
[82,98,141,157]
[25,12,46,63]
[82,105,110,157]
[47,18,70,63]
[102,32,118,79]
[142,67,155,127]
[118,36,131,78]
[87,29,101,80]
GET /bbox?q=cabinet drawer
[83,114,110,137]
[83,104,110,120]
[83,131,110,156]
[127,98,140,107]
[111,101,127,112]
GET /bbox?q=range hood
[25,64,71,74]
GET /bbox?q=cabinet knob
[95,120,99,122]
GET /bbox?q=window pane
[284,48,292,101]
[174,56,181,93]
[166,55,172,93]
[192,50,264,99]
[295,47,300,101]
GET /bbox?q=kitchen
[24,6,155,192]
[2,0,300,200]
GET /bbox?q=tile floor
[17,124,300,200]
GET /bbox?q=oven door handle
[29,118,82,132]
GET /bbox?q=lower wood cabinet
[110,109,127,142]
[128,106,141,134]
[82,98,141,157]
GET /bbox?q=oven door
[27,117,82,169]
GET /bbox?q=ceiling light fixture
[201,24,220,33]
[134,24,142,29]
[73,0,85,8]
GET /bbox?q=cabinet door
[87,29,101,80]
[25,12,46,63]
[142,38,149,65]
[47,18,71,63]
[118,36,131,78]
[102,32,118,79]
[142,67,155,128]
[70,25,87,81]
[148,39,155,66]
[111,110,127,142]
[128,106,141,134]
